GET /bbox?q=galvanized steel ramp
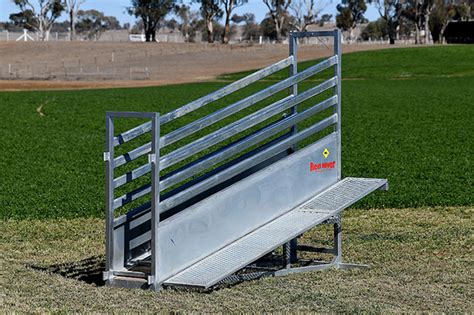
[164,177,387,289]
[102,30,389,291]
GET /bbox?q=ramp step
[163,177,386,289]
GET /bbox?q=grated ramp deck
[163,177,387,289]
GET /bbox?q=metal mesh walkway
[163,177,387,288]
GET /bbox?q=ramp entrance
[102,30,388,291]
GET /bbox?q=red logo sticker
[310,161,336,173]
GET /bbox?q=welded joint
[379,182,389,191]
[103,152,111,162]
[148,153,157,164]
[323,215,341,228]
[147,275,154,285]
[103,271,114,281]
[147,275,163,292]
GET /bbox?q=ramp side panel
[164,177,387,288]
[158,133,339,281]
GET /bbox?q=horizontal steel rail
[290,31,336,38]
[113,182,151,210]
[114,143,150,168]
[160,114,338,212]
[114,162,151,188]
[112,57,293,147]
[114,200,151,228]
[160,77,337,170]
[160,95,338,191]
[113,56,338,168]
[159,55,337,148]
[114,77,336,188]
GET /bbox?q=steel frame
[283,29,342,269]
[103,29,380,291]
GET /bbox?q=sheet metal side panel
[157,133,339,281]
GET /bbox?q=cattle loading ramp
[102,30,388,291]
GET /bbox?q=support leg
[289,238,298,263]
[333,217,370,270]
[333,216,342,265]
[283,242,291,268]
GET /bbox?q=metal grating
[163,177,387,288]
[301,177,387,213]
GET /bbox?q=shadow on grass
[28,256,106,286]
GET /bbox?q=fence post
[334,29,342,181]
[289,32,298,137]
[150,113,161,291]
[104,113,115,280]
[287,31,299,265]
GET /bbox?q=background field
[0,45,472,219]
[0,41,410,88]
[0,45,473,312]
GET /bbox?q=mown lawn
[1,206,472,312]
[0,45,473,219]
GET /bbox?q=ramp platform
[164,177,387,289]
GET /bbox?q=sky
[0,0,381,25]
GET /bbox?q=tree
[232,13,260,40]
[262,0,292,43]
[128,0,177,42]
[260,14,293,40]
[51,20,69,32]
[221,0,247,44]
[290,0,327,32]
[9,0,65,41]
[429,0,471,43]
[75,9,120,40]
[176,4,191,41]
[318,13,332,26]
[231,13,253,23]
[409,0,435,44]
[360,17,389,40]
[130,20,144,33]
[374,0,407,44]
[65,0,85,40]
[195,0,223,43]
[336,0,368,43]
[0,21,23,31]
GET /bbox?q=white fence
[0,30,186,42]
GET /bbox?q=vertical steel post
[150,113,161,291]
[333,29,343,267]
[289,32,298,127]
[288,32,299,265]
[104,113,115,278]
[334,29,342,181]
[333,218,342,264]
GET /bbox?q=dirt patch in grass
[1,207,472,312]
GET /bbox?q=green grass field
[1,45,473,312]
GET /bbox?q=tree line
[5,0,474,44]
